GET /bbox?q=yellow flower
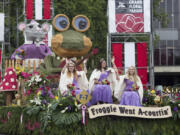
[37,91,41,96]
[74,100,78,106]
[21,68,25,72]
[16,66,20,70]
[55,96,58,100]
[151,90,155,94]
[154,95,161,104]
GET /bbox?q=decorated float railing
[4,59,43,71]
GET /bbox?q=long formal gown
[90,71,113,105]
[120,78,141,106]
[72,77,89,95]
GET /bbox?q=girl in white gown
[89,58,117,105]
[114,66,143,106]
[59,59,89,96]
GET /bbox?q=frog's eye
[53,14,70,32]
[72,15,90,32]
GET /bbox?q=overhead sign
[108,0,151,33]
[88,104,172,119]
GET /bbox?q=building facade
[154,0,180,86]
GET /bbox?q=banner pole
[149,0,155,89]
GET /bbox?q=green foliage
[0,106,180,135]
[0,93,5,105]
[143,90,155,106]
[153,0,170,28]
[52,112,81,126]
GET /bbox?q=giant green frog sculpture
[39,14,92,75]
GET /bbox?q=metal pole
[16,8,19,47]
[150,0,155,88]
[107,34,111,67]
[150,33,154,88]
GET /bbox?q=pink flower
[21,72,32,78]
[27,89,31,96]
[7,112,11,119]
[72,90,76,97]
[34,122,41,129]
[1,119,7,123]
[92,48,98,55]
[33,71,39,75]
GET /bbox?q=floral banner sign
[88,104,172,119]
[108,0,151,33]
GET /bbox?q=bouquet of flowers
[132,84,139,91]
[67,83,76,91]
[101,79,110,85]
[16,49,26,59]
[25,73,50,97]
[29,86,57,105]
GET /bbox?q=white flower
[12,85,16,89]
[9,71,13,75]
[77,104,82,110]
[5,82,9,86]
[30,98,41,105]
[28,82,32,87]
[35,75,42,82]
[31,76,35,81]
[3,79,6,82]
[10,78,15,82]
[5,73,7,76]
[61,107,68,113]
[0,87,3,89]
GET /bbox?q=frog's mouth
[51,33,92,57]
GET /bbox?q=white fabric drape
[0,13,4,42]
[144,0,151,32]
[124,42,135,73]
[35,0,42,20]
[108,0,116,33]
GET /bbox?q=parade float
[0,1,180,135]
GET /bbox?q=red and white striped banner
[112,42,147,86]
[108,0,151,33]
[112,43,123,74]
[26,0,51,20]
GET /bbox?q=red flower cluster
[71,90,76,97]
[132,84,139,91]
[101,79,110,85]
[92,48,98,55]
[67,84,76,91]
